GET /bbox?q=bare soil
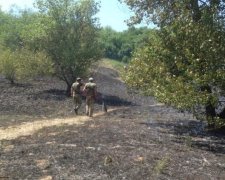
[0,63,225,180]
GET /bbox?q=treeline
[99,26,152,63]
[0,1,153,88]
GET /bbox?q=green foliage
[0,8,54,83]
[99,26,153,62]
[99,27,122,60]
[0,9,22,50]
[18,10,49,51]
[35,0,102,91]
[0,7,49,53]
[15,48,54,78]
[153,156,170,175]
[184,136,193,149]
[122,0,225,127]
[0,47,53,83]
[0,1,102,92]
[120,0,225,27]
[0,49,17,83]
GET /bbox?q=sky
[0,0,148,32]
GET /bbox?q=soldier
[71,77,83,115]
[83,77,97,117]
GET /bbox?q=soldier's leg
[86,97,90,116]
[73,96,77,109]
[76,95,82,110]
[73,96,78,114]
[86,103,89,116]
[89,98,94,117]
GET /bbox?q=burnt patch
[96,94,133,106]
[31,89,67,101]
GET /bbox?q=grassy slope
[100,58,126,73]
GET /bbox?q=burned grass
[0,63,225,179]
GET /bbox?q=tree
[99,26,153,62]
[122,0,225,128]
[0,8,23,51]
[119,27,154,62]
[99,26,122,60]
[35,0,102,94]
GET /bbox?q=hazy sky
[0,0,139,32]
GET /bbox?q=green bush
[0,49,17,83]
[0,48,53,83]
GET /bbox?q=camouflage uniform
[84,78,97,117]
[71,78,83,114]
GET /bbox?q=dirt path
[0,109,121,140]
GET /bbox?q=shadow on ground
[96,94,133,106]
[140,119,225,155]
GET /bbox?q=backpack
[85,82,96,97]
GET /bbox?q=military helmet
[76,77,81,81]
[89,77,94,82]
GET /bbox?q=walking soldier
[83,77,97,117]
[71,77,83,115]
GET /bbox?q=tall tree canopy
[120,0,225,27]
[35,0,102,93]
[122,0,225,127]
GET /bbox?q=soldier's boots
[74,108,78,115]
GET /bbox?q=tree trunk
[10,79,15,84]
[200,85,216,128]
[190,0,202,22]
[66,83,72,97]
[205,102,216,128]
[218,107,225,119]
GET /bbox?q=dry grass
[0,109,120,140]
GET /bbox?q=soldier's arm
[80,82,84,92]
[70,85,73,97]
[83,84,86,91]
[82,84,87,96]
[94,85,97,99]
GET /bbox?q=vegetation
[101,58,126,72]
[0,47,53,83]
[99,26,153,63]
[0,1,153,89]
[153,156,170,176]
[122,0,225,128]
[0,8,53,83]
[0,0,103,94]
[35,0,102,94]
